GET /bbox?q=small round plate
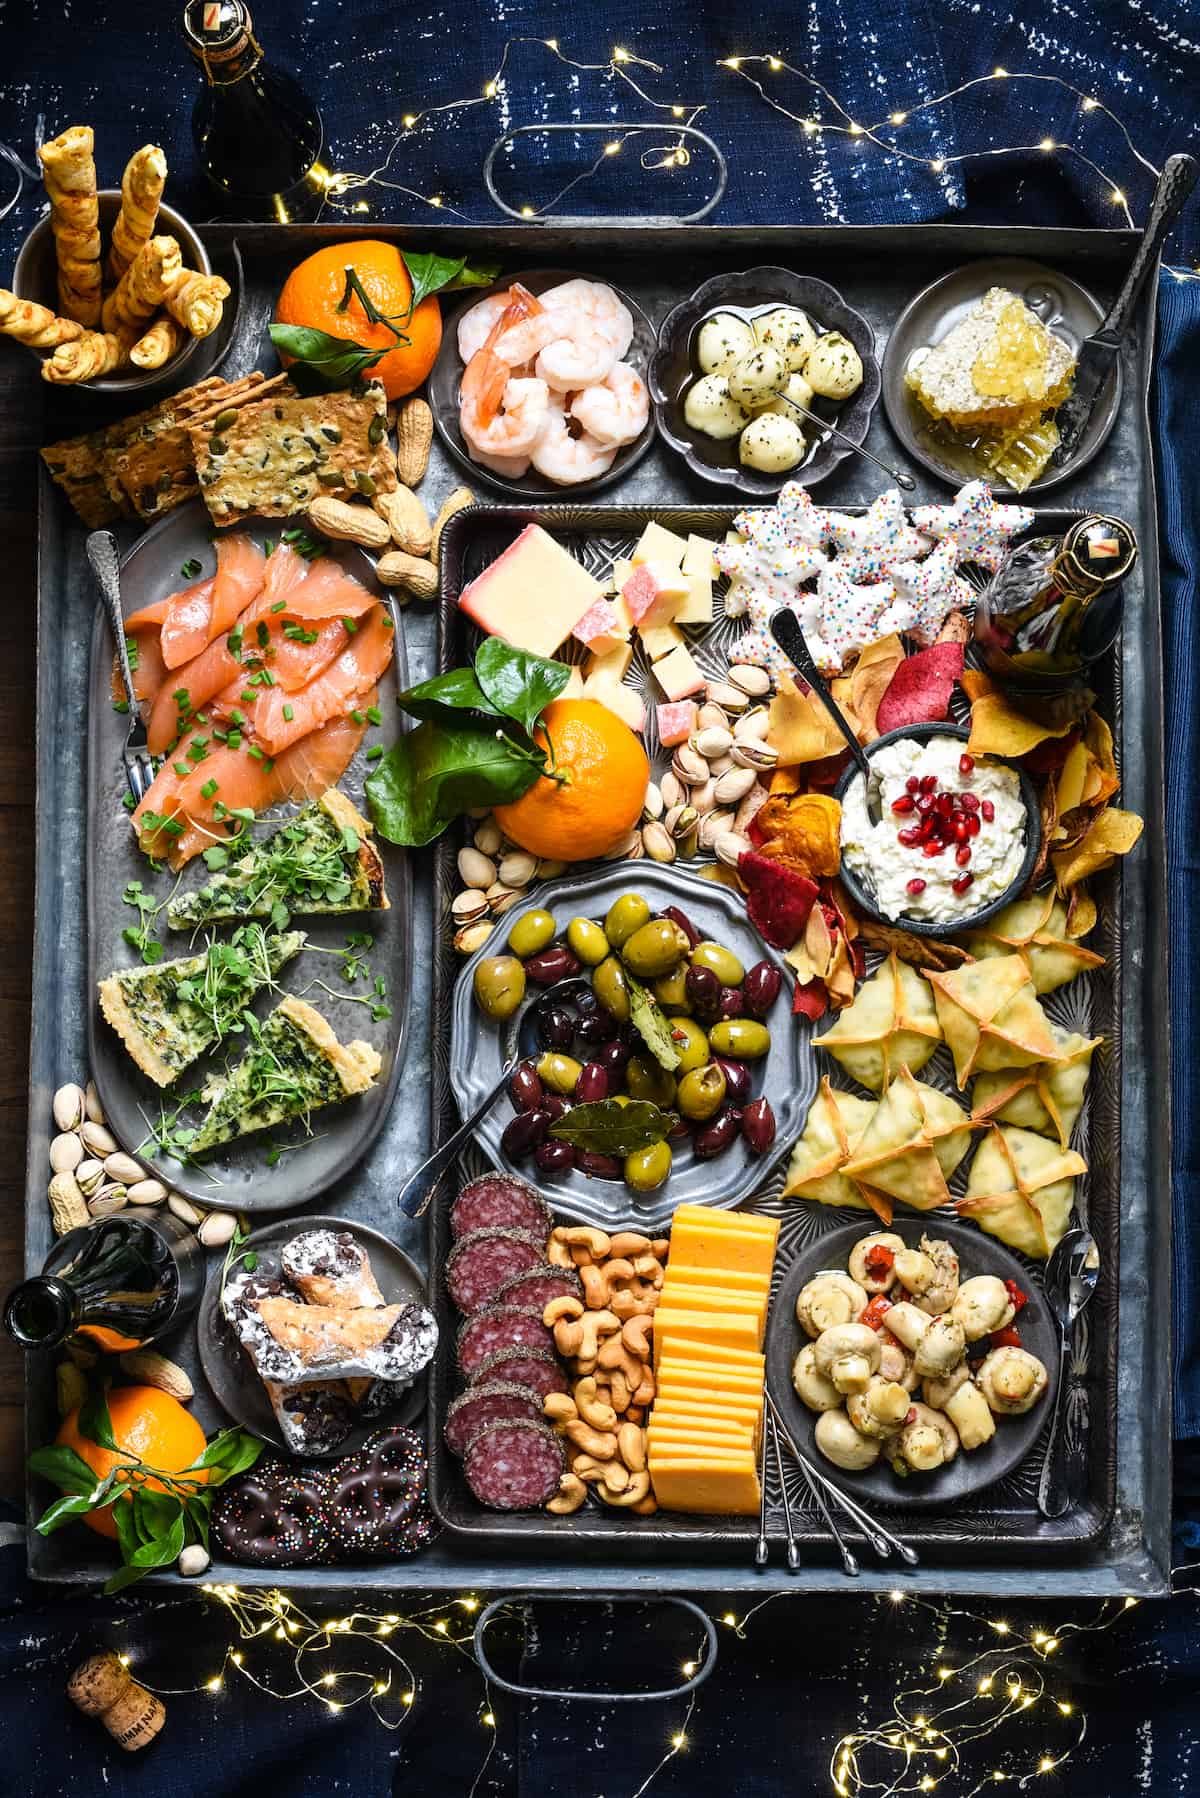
[198,1216,429,1456]
[766,1217,1056,1510]
[648,265,881,497]
[428,267,658,500]
[882,257,1121,496]
[832,721,1042,937]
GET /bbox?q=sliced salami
[463,1418,565,1510]
[457,1305,555,1379]
[469,1346,568,1398]
[450,1174,552,1243]
[446,1227,547,1317]
[495,1264,582,1314]
[444,1380,544,1458]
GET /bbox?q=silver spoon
[771,390,916,491]
[768,1409,801,1572]
[1037,1226,1100,1518]
[768,609,883,822]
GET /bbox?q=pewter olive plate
[449,862,817,1230]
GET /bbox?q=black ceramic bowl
[833,720,1041,937]
[648,265,881,497]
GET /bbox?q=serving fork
[87,530,154,805]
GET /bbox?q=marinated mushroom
[893,1402,959,1473]
[796,1270,869,1338]
[977,1346,1049,1415]
[813,1322,882,1394]
[945,1379,998,1451]
[879,1328,921,1392]
[846,1377,913,1440]
[792,1341,844,1413]
[893,1247,936,1296]
[815,1407,882,1471]
[912,1313,967,1380]
[951,1275,1016,1342]
[848,1232,907,1293]
[877,1300,932,1354]
[922,1360,970,1412]
[912,1234,960,1316]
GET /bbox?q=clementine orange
[275,240,442,399]
[495,698,650,862]
[56,1386,209,1539]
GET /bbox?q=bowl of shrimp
[427,269,659,497]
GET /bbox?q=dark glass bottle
[4,1213,204,1355]
[973,514,1138,696]
[183,0,324,222]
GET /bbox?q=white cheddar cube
[633,521,689,570]
[593,682,646,734]
[683,533,719,580]
[638,621,685,661]
[673,572,714,627]
[653,644,706,702]
[585,641,634,687]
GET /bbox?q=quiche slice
[167,790,387,930]
[98,926,306,1089]
[189,995,382,1153]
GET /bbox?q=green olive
[625,1055,677,1107]
[566,916,610,966]
[625,1140,673,1192]
[708,1018,772,1060]
[593,954,631,1022]
[691,940,746,986]
[653,965,691,1014]
[622,918,687,978]
[507,908,556,959]
[473,954,526,1020]
[677,1062,727,1121]
[669,1016,710,1073]
[536,1051,583,1095]
[605,892,651,948]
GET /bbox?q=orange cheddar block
[458,523,604,658]
[660,1280,766,1312]
[653,1310,761,1366]
[657,1355,764,1384]
[654,1390,764,1421]
[662,1264,771,1296]
[657,1342,765,1372]
[665,1214,779,1279]
[649,1426,759,1457]
[646,1458,760,1515]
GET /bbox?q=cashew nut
[547,1236,573,1269]
[603,1257,637,1286]
[624,1404,646,1426]
[574,1376,617,1432]
[631,1252,660,1278]
[580,1265,609,1309]
[543,1392,578,1428]
[617,1422,647,1472]
[597,1469,652,1507]
[563,1419,618,1459]
[609,1368,632,1413]
[554,1318,585,1357]
[609,1231,651,1257]
[562,1225,611,1260]
[544,1294,584,1327]
[621,1314,653,1361]
[631,1372,656,1408]
[546,1473,587,1514]
[651,1238,669,1258]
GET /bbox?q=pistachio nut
[694,725,734,760]
[704,680,750,714]
[472,816,502,857]
[696,702,730,732]
[728,663,772,697]
[52,1084,86,1133]
[168,1192,205,1227]
[454,921,494,956]
[641,781,664,822]
[641,821,677,863]
[498,850,538,888]
[127,1179,168,1206]
[49,1132,84,1175]
[714,765,759,805]
[457,846,497,889]
[451,889,489,925]
[74,1158,106,1198]
[731,740,780,771]
[715,830,752,867]
[671,745,709,786]
[198,1210,238,1249]
[103,1151,146,1185]
[698,808,736,850]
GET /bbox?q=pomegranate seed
[920,774,937,793]
[952,872,974,895]
[936,792,954,816]
[959,753,975,775]
[964,813,981,837]
[919,817,937,840]
[891,794,916,815]
[952,817,968,841]
[897,826,922,847]
[956,844,972,867]
[922,839,945,857]
[960,791,980,813]
[906,877,927,896]
[906,775,921,794]
[917,793,935,813]
[981,799,995,822]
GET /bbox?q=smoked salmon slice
[270,558,378,622]
[159,535,266,670]
[251,608,395,755]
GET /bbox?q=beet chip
[792,977,830,1021]
[875,643,965,737]
[739,850,818,950]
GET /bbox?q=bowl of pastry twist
[9,125,229,394]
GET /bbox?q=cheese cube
[584,642,633,687]
[610,587,635,636]
[622,561,688,630]
[638,621,684,661]
[458,523,603,657]
[653,1309,760,1365]
[632,521,689,569]
[657,1341,765,1372]
[646,1458,760,1516]
[683,533,719,579]
[672,571,714,627]
[562,665,586,700]
[661,1264,771,1296]
[656,700,697,747]
[608,555,634,592]
[591,683,646,734]
[573,598,628,657]
[652,643,706,702]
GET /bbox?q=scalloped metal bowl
[832,721,1042,937]
[449,862,818,1230]
[648,264,881,497]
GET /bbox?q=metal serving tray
[23,222,1170,1597]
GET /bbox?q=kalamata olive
[625,1055,677,1107]
[677,1062,727,1121]
[576,1010,617,1046]
[691,940,746,986]
[709,1018,771,1060]
[536,1003,576,1050]
[535,1139,576,1174]
[668,1114,692,1140]
[501,1109,550,1159]
[685,963,722,1019]
[741,1097,777,1155]
[507,908,556,959]
[693,1107,744,1160]
[536,1051,583,1095]
[662,904,701,949]
[743,960,783,1019]
[622,918,688,978]
[576,1061,610,1104]
[712,1055,752,1104]
[575,1150,624,1180]
[717,985,744,1019]
[625,1140,672,1191]
[509,1060,544,1112]
[540,1093,570,1122]
[593,1039,630,1080]
[524,945,582,986]
[668,1016,709,1073]
[473,954,526,1020]
[604,892,651,949]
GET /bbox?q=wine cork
[67,1651,166,1753]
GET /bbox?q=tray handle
[483,122,727,225]
[473,1594,717,1702]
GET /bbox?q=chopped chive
[227,627,243,657]
[213,800,229,820]
[260,669,276,686]
[227,730,243,749]
[350,709,364,725]
[264,757,275,773]
[382,614,395,630]
[282,528,303,542]
[270,599,287,613]
[113,699,129,714]
[240,688,256,703]
[256,622,270,648]
[342,616,358,634]
[181,557,202,579]
[162,817,184,837]
[367,744,384,761]
[173,688,190,704]
[195,712,209,726]
[230,709,245,726]
[174,762,190,777]
[283,703,294,722]
[122,792,136,812]
[212,726,228,742]
[247,744,265,761]
[366,705,382,726]
[200,778,218,800]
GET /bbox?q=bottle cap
[1059,515,1138,590]
[182,1,261,78]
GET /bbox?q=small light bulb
[605,141,621,155]
[1083,96,1098,110]
[615,47,631,63]
[891,111,907,124]
[1040,138,1056,151]
[521,206,535,218]
[328,1702,342,1714]
[1112,188,1126,204]
[375,1682,388,1696]
[769,56,782,70]
[994,65,1008,76]
[402,115,417,128]
[671,1733,687,1749]
[803,119,818,134]
[435,1620,448,1634]
[890,1590,904,1603]
[1125,1597,1138,1608]
[323,1675,336,1687]
[403,1691,414,1705]
[1045,1638,1059,1652]
[849,122,863,136]
[1021,1696,1036,1709]
[920,1780,936,1793]
[462,1598,478,1612]
[429,196,443,208]
[979,1678,994,1693]
[231,1653,243,1667]
[682,1661,697,1676]
[724,57,741,70]
[915,1716,928,1728]
[938,1667,952,1680]
[118,1655,130,1667]
[207,1678,222,1693]
[723,1613,737,1626]
[545,38,558,50]
[483,1711,496,1726]
[930,158,946,172]
[1039,1759,1055,1774]
[993,1621,1010,1634]
[1058,1702,1074,1716]
[354,200,369,213]
[672,105,685,117]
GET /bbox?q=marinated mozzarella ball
[977,1347,1049,1416]
[764,371,815,419]
[753,305,819,371]
[805,331,864,400]
[727,346,788,410]
[696,311,756,376]
[684,374,752,441]
[739,413,806,473]
[792,1341,843,1413]
[815,1407,881,1471]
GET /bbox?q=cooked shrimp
[536,330,617,392]
[570,362,649,448]
[469,446,532,478]
[529,412,617,485]
[540,278,634,357]
[461,364,551,459]
[457,293,510,363]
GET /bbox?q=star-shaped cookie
[826,488,929,581]
[911,480,1034,573]
[889,533,976,643]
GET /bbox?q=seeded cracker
[190,378,396,525]
[110,371,288,521]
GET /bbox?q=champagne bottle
[182,0,324,221]
[4,1213,204,1354]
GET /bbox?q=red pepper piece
[990,1325,1022,1350]
[860,1295,894,1330]
[1003,1278,1028,1314]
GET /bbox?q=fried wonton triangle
[971,1030,1101,1149]
[813,952,942,1092]
[960,891,1104,995]
[783,1076,892,1222]
[957,1124,1086,1259]
[926,954,1063,1088]
[842,1068,974,1212]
